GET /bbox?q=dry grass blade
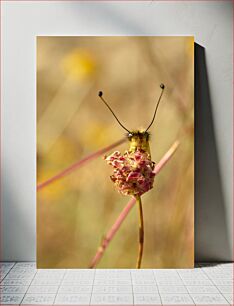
[37,138,126,191]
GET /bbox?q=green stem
[136,195,144,269]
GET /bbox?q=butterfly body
[127,131,151,156]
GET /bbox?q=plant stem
[89,197,136,268]
[136,195,144,269]
[89,140,179,268]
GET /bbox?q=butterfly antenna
[145,84,165,132]
[98,91,131,133]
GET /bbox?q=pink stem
[37,138,126,191]
[153,140,179,174]
[89,197,136,269]
[89,140,180,268]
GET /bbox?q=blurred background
[37,36,194,268]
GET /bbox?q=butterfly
[98,84,165,268]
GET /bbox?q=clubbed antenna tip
[98,91,103,97]
[160,83,165,89]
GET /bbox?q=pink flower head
[105,149,155,196]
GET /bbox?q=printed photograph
[37,36,194,268]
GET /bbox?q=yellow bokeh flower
[62,48,96,80]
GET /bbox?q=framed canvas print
[37,36,194,268]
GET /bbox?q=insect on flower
[98,84,165,268]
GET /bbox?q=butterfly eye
[128,133,133,138]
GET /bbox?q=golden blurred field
[37,36,194,268]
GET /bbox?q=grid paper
[0,262,233,305]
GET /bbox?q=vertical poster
[37,37,194,268]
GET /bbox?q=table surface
[0,262,233,305]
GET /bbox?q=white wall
[1,1,233,261]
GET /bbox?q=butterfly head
[127,130,151,154]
